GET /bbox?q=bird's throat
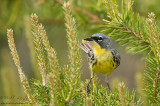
[91,41,106,55]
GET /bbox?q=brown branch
[39,18,64,25]
[75,7,101,23]
[56,0,63,5]
[55,0,102,24]
[124,27,149,44]
[153,65,160,103]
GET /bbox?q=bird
[80,33,120,93]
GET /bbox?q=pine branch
[146,13,160,104]
[103,0,160,105]
[64,2,82,103]
[103,0,150,54]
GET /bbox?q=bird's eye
[98,36,103,42]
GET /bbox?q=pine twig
[64,2,76,102]
[7,29,34,103]
[49,75,57,106]
[31,14,46,86]
[24,15,40,79]
[119,82,126,106]
[153,66,160,103]
[86,97,92,106]
[39,24,64,100]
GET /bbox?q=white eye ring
[98,36,103,42]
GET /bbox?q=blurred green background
[0,0,159,103]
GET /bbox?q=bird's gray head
[84,33,115,50]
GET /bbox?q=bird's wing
[111,49,120,68]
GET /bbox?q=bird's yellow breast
[91,42,115,76]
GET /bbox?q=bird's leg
[106,82,111,93]
[105,76,112,93]
[86,72,94,94]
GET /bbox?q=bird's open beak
[84,37,93,41]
